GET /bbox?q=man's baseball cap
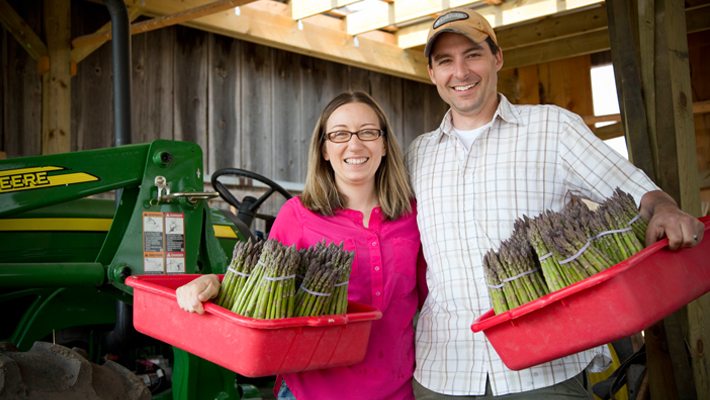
[424,8,498,58]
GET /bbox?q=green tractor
[0,1,291,399]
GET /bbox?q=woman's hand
[175,274,221,314]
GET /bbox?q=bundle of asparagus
[217,238,354,319]
[294,261,340,317]
[483,224,549,314]
[293,240,354,316]
[484,188,648,314]
[216,238,264,310]
[230,239,300,319]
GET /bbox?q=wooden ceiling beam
[72,0,253,48]
[139,0,430,83]
[289,0,359,21]
[347,0,482,36]
[70,5,144,63]
[501,28,609,70]
[0,0,48,60]
[396,0,603,49]
[495,4,607,50]
[686,3,710,34]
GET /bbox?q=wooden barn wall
[689,30,710,214]
[1,0,448,223]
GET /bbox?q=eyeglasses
[324,129,383,143]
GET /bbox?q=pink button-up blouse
[270,197,427,400]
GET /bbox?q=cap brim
[424,28,489,58]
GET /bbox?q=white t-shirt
[453,120,494,151]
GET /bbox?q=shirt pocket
[343,239,359,277]
[392,237,419,280]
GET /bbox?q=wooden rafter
[495,4,608,50]
[347,0,483,36]
[290,0,359,21]
[502,29,609,70]
[0,0,48,60]
[70,5,144,63]
[137,0,430,83]
[74,0,705,84]
[686,2,710,33]
[72,0,253,48]
[396,0,604,49]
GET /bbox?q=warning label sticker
[143,212,164,252]
[165,213,185,252]
[143,212,165,275]
[165,213,185,275]
[144,253,165,275]
[142,211,187,275]
[167,253,185,274]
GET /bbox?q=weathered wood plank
[42,0,71,155]
[347,66,370,93]
[646,321,681,400]
[538,60,566,107]
[71,0,112,152]
[72,0,254,48]
[502,29,610,71]
[131,29,147,143]
[517,64,540,105]
[402,78,426,148]
[497,69,519,104]
[496,3,608,51]
[207,33,240,175]
[659,0,708,397]
[272,48,303,182]
[324,59,349,106]
[606,0,655,179]
[299,55,328,164]
[688,30,710,176]
[71,5,143,64]
[2,0,42,158]
[424,83,448,138]
[173,25,208,173]
[369,72,405,148]
[138,26,174,143]
[561,55,593,117]
[240,41,272,177]
[0,0,47,60]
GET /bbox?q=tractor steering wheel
[211,168,292,230]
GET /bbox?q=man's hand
[640,190,705,250]
[175,274,221,314]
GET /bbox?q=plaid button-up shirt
[405,95,659,396]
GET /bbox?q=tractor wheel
[0,342,151,400]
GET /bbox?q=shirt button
[374,267,380,271]
[468,240,475,247]
[375,292,381,296]
[372,242,377,247]
[465,174,472,182]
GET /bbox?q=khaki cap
[424,8,498,58]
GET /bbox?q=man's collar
[428,94,523,140]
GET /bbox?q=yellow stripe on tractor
[0,217,238,239]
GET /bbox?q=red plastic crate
[126,274,382,377]
[472,216,710,371]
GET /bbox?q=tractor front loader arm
[0,139,229,292]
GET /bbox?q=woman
[176,91,427,400]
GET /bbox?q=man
[405,8,705,399]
